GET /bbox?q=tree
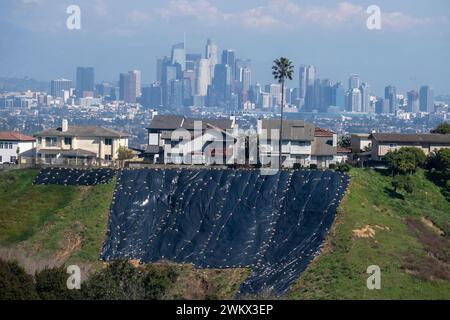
[385,147,426,176]
[338,136,351,148]
[118,146,134,161]
[0,259,39,300]
[272,57,294,169]
[427,148,450,175]
[432,122,450,134]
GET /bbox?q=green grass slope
[0,169,115,270]
[288,168,450,300]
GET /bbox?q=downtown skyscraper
[76,67,94,97]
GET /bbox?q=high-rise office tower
[156,57,169,83]
[348,74,360,90]
[205,39,218,82]
[221,50,236,79]
[331,82,345,111]
[384,85,397,114]
[185,53,202,72]
[50,79,73,98]
[141,83,162,108]
[213,63,232,108]
[359,82,370,113]
[171,42,186,71]
[299,65,316,110]
[375,98,390,114]
[346,88,362,112]
[407,90,420,113]
[196,59,211,97]
[76,67,94,97]
[119,71,137,103]
[320,79,333,113]
[130,70,141,97]
[169,79,184,109]
[235,59,252,81]
[241,68,252,93]
[419,85,434,113]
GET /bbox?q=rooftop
[370,133,450,144]
[35,126,129,138]
[0,131,35,142]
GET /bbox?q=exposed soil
[403,217,450,281]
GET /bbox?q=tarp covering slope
[33,167,116,186]
[101,168,349,296]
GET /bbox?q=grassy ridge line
[288,168,450,299]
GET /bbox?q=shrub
[293,163,301,170]
[309,164,317,170]
[336,163,351,173]
[35,267,82,300]
[0,259,39,300]
[328,163,336,170]
[82,260,145,300]
[142,265,179,300]
[392,175,414,194]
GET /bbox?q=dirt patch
[352,225,389,239]
[403,217,450,281]
[420,217,444,236]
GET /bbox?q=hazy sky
[1,0,449,95]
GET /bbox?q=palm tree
[272,57,294,169]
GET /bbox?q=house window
[105,138,113,146]
[9,143,13,149]
[64,137,72,146]
[10,156,17,163]
[105,155,112,161]
[389,143,397,148]
[45,137,57,147]
[0,156,2,162]
[38,137,42,145]
[0,142,3,149]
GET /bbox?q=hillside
[0,168,449,299]
[288,168,450,299]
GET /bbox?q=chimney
[62,119,68,132]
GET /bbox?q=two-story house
[257,119,315,168]
[145,115,236,164]
[370,133,450,161]
[310,128,337,168]
[0,132,35,164]
[34,119,129,165]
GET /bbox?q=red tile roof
[314,127,335,137]
[337,146,352,153]
[0,131,35,142]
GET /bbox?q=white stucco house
[0,132,36,164]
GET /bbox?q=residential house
[351,133,372,153]
[370,133,450,161]
[0,132,35,164]
[310,128,337,168]
[257,119,315,168]
[34,119,129,165]
[145,115,236,164]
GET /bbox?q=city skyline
[1,0,449,95]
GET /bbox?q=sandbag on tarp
[33,167,116,186]
[101,168,349,296]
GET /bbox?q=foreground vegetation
[288,168,450,299]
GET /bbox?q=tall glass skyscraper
[76,67,94,97]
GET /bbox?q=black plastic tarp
[101,168,349,296]
[33,167,116,186]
